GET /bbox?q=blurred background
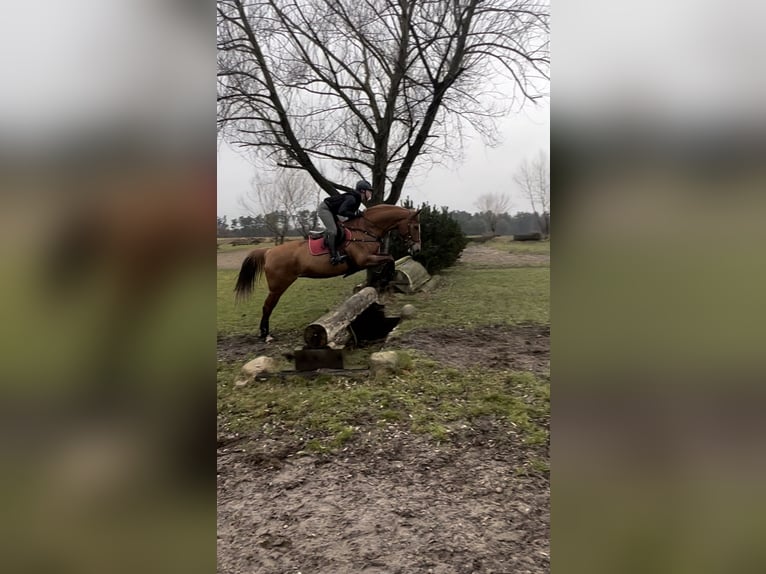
[554,1,766,573]
[0,1,215,572]
[3,1,766,572]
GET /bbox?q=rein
[342,224,382,243]
[342,209,419,247]
[343,214,395,244]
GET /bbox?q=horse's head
[397,209,421,255]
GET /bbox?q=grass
[218,264,549,336]
[218,270,363,336]
[217,239,549,461]
[217,237,303,251]
[391,265,549,332]
[218,360,549,452]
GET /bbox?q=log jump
[295,286,400,371]
[304,286,378,349]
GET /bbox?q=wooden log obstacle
[304,287,378,348]
[294,286,401,371]
[389,256,430,294]
[513,232,542,241]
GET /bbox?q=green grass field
[486,236,550,254]
[392,266,549,331]
[217,241,549,467]
[218,270,358,337]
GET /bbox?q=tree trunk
[303,287,378,348]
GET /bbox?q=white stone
[400,304,417,319]
[369,351,400,376]
[235,356,279,386]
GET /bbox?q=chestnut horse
[234,204,421,339]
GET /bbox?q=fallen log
[303,286,378,349]
[513,232,542,241]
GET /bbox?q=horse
[233,204,421,339]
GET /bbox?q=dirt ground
[217,244,550,573]
[218,247,256,270]
[457,245,549,267]
[388,324,549,376]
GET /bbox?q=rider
[317,179,373,265]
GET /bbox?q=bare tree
[240,169,316,244]
[218,0,549,206]
[475,192,511,235]
[514,150,549,236]
[293,209,313,239]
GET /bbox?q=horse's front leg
[354,252,395,268]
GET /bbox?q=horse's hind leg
[260,286,293,339]
[259,254,299,339]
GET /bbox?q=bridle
[401,218,420,247]
[343,212,420,250]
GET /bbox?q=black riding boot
[328,242,347,265]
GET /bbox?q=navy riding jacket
[324,190,362,219]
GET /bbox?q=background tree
[293,209,316,238]
[475,192,512,235]
[218,0,549,206]
[514,149,550,236]
[219,206,546,237]
[450,210,486,236]
[239,214,270,236]
[390,200,468,274]
[217,216,230,236]
[240,169,315,244]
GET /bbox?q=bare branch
[514,149,550,235]
[475,192,512,234]
[241,167,318,243]
[218,0,550,205]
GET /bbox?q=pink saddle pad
[308,228,352,256]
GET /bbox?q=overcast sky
[217,99,549,219]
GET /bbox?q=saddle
[307,227,353,256]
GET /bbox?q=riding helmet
[355,179,373,192]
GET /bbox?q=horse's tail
[234,248,267,302]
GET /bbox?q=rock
[496,530,523,543]
[235,356,278,386]
[515,502,532,515]
[400,304,417,319]
[369,351,401,377]
[243,356,279,376]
